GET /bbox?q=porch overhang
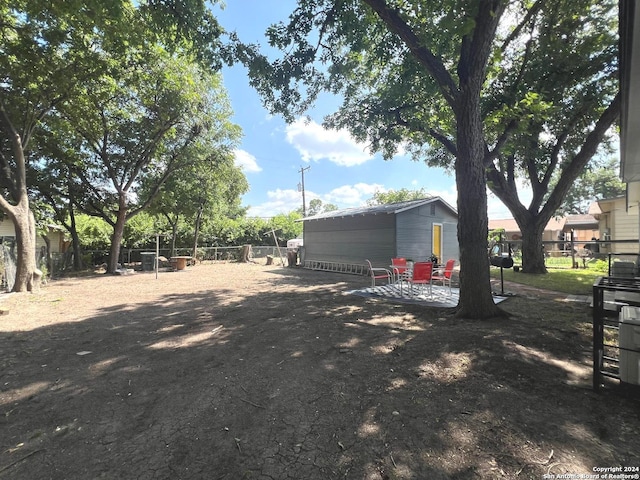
[620,0,640,182]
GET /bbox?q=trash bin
[140,252,156,272]
[619,306,640,386]
[287,250,297,267]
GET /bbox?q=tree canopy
[0,0,226,290]
[145,147,248,257]
[227,0,619,317]
[559,157,625,215]
[367,188,432,206]
[482,0,619,272]
[39,47,241,272]
[297,198,338,216]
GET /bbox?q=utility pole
[298,165,310,216]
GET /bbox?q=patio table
[170,256,192,271]
[390,264,423,295]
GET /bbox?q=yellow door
[432,223,442,262]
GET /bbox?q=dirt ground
[0,262,638,480]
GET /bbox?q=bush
[587,259,609,274]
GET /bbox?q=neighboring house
[0,217,66,290]
[616,0,640,254]
[564,214,600,244]
[299,197,459,272]
[488,217,564,245]
[620,0,640,185]
[589,196,639,254]
[488,215,598,253]
[0,218,66,255]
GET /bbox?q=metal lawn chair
[391,257,411,294]
[432,258,456,295]
[366,259,391,287]
[407,261,433,298]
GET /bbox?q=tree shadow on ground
[0,264,638,479]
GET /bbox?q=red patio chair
[407,261,433,298]
[391,257,408,282]
[366,259,391,287]
[432,258,456,295]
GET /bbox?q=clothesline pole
[265,228,286,266]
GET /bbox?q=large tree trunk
[107,195,128,273]
[11,205,41,292]
[67,197,84,271]
[69,226,84,271]
[514,215,548,274]
[162,212,178,258]
[41,234,51,275]
[454,92,503,319]
[0,114,41,292]
[170,223,177,258]
[192,204,203,258]
[71,231,84,272]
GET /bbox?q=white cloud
[245,181,525,220]
[246,188,303,217]
[285,118,373,167]
[266,188,303,202]
[429,185,458,211]
[323,183,384,205]
[234,149,262,173]
[246,183,386,217]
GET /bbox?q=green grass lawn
[489,258,609,295]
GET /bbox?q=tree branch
[361,0,459,106]
[540,92,621,220]
[499,0,545,53]
[457,0,507,96]
[0,101,25,199]
[484,118,518,164]
[485,160,529,218]
[384,103,458,157]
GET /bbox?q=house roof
[589,195,626,216]
[564,214,598,229]
[488,216,565,232]
[299,197,457,222]
[488,218,520,231]
[588,201,603,215]
[489,214,599,233]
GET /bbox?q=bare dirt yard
[0,262,638,479]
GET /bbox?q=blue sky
[212,2,516,220]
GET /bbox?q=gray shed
[299,197,459,273]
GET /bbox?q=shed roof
[299,197,457,222]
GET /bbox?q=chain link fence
[44,245,290,277]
